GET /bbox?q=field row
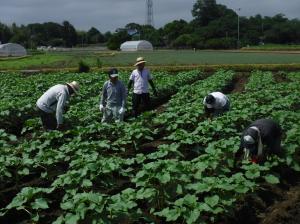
[1,51,300,71]
[0,70,300,223]
[0,70,205,135]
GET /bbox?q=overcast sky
[0,0,299,32]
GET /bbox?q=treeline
[108,0,300,50]
[0,0,300,50]
[0,21,111,48]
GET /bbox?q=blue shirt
[100,80,126,108]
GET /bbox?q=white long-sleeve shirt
[129,68,153,94]
[36,84,70,124]
[203,92,229,109]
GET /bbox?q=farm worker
[235,119,283,164]
[99,68,127,123]
[36,81,79,130]
[203,92,230,118]
[127,57,158,117]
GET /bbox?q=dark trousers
[37,107,57,130]
[132,93,150,117]
[266,131,282,156]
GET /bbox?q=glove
[153,89,158,96]
[119,107,125,114]
[99,104,105,112]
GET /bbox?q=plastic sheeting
[120,40,153,51]
[0,43,27,57]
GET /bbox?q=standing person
[235,118,283,164]
[36,81,79,131]
[99,68,126,123]
[128,57,157,117]
[203,92,230,118]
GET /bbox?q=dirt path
[273,72,291,83]
[261,185,300,224]
[231,73,250,93]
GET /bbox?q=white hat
[243,135,255,144]
[134,57,147,66]
[67,81,80,94]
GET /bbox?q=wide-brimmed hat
[108,68,119,78]
[134,57,147,66]
[67,81,80,94]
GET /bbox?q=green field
[1,69,300,223]
[242,44,300,51]
[1,50,300,71]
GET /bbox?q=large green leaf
[265,174,280,184]
[31,198,49,210]
[204,195,219,208]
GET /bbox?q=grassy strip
[2,63,300,74]
[242,44,300,51]
[0,55,31,61]
[3,50,300,70]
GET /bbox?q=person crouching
[36,81,79,131]
[235,118,283,164]
[203,92,230,118]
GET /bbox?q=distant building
[0,43,27,57]
[120,40,153,52]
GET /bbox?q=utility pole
[237,8,241,49]
[260,18,265,45]
[146,0,154,27]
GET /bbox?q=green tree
[107,30,130,50]
[77,31,87,47]
[43,22,63,43]
[125,23,141,32]
[192,0,237,26]
[140,25,163,46]
[242,15,264,45]
[172,34,193,48]
[192,0,220,26]
[62,21,77,47]
[0,22,13,43]
[162,20,191,46]
[10,25,30,47]
[87,27,105,44]
[104,31,112,42]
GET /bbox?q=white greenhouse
[120,40,153,51]
[0,43,27,57]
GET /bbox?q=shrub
[78,60,90,73]
[96,58,103,68]
[205,38,236,49]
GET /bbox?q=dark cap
[108,68,119,78]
